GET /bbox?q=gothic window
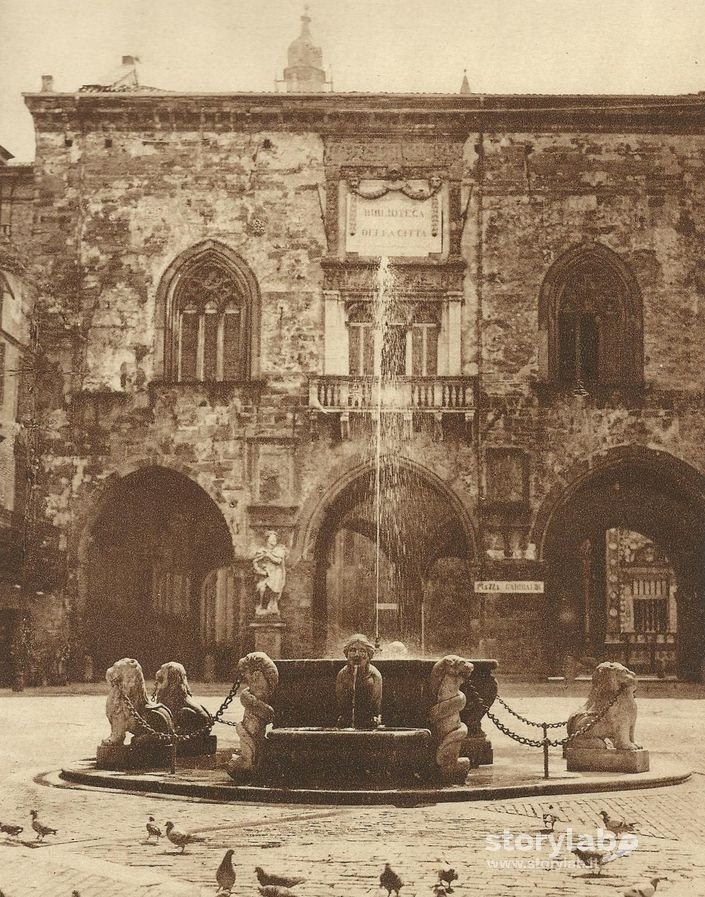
[159,242,259,382]
[175,262,246,382]
[346,302,440,377]
[540,244,643,387]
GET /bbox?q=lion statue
[102,658,174,746]
[566,661,640,751]
[428,655,474,782]
[154,661,212,734]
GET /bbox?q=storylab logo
[485,828,638,870]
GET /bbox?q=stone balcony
[309,375,477,439]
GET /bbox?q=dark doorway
[543,457,705,680]
[313,460,473,657]
[84,467,233,678]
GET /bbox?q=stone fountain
[225,635,497,789]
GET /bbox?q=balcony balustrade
[309,375,476,440]
[310,375,476,412]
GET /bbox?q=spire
[278,8,332,93]
[460,69,471,95]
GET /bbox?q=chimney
[41,74,54,92]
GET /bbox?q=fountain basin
[263,727,435,786]
[269,658,498,767]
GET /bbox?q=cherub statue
[253,530,288,617]
[336,633,383,729]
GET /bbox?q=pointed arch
[155,240,261,381]
[539,242,643,386]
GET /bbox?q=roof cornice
[22,91,705,135]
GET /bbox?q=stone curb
[59,756,691,806]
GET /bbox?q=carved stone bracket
[321,258,466,297]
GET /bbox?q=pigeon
[255,867,307,888]
[599,810,638,835]
[542,805,559,832]
[624,878,666,897]
[216,849,236,894]
[380,863,403,897]
[30,810,57,841]
[571,846,633,876]
[145,816,161,842]
[438,868,458,892]
[0,822,23,837]
[258,887,298,897]
[164,821,206,853]
[432,885,448,897]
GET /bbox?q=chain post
[542,723,549,779]
[169,734,177,775]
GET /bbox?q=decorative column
[446,291,463,375]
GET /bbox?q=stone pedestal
[250,619,286,658]
[96,741,171,771]
[565,747,650,773]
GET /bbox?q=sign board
[474,581,545,594]
[346,191,442,257]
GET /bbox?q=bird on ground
[255,867,306,888]
[624,878,666,897]
[30,810,57,841]
[145,816,161,842]
[571,846,633,876]
[380,863,403,897]
[0,822,23,837]
[432,884,448,897]
[599,810,639,835]
[542,805,559,832]
[438,868,458,892]
[216,849,236,894]
[164,821,206,854]
[258,887,298,897]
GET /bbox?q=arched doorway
[83,467,233,678]
[539,452,705,680]
[311,459,477,657]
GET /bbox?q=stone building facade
[3,32,705,683]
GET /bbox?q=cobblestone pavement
[1,685,704,897]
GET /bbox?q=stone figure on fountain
[336,634,383,729]
[253,530,288,617]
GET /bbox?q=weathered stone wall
[17,92,705,676]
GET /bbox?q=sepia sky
[1,0,704,161]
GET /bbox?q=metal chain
[117,676,242,744]
[493,694,568,729]
[558,689,625,747]
[209,677,242,727]
[464,681,627,749]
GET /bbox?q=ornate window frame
[155,240,261,382]
[538,242,644,386]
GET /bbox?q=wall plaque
[345,177,443,257]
